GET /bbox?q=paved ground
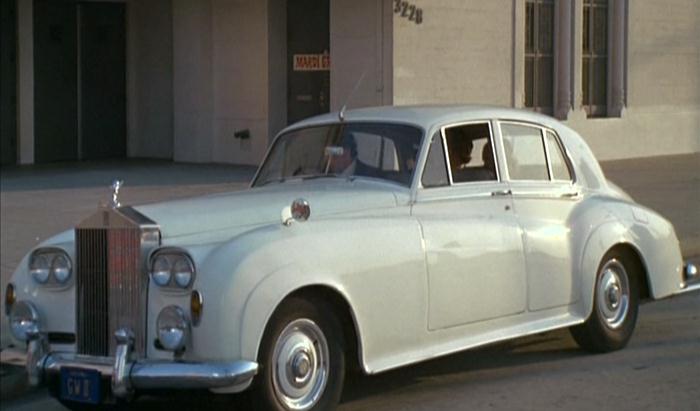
[1,154,698,410]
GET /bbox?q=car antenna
[339,68,368,122]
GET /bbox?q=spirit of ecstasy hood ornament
[111,180,124,208]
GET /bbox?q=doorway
[33,0,126,163]
[0,0,17,165]
[287,0,330,124]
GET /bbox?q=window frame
[440,121,500,187]
[524,0,555,115]
[418,120,502,189]
[582,0,609,118]
[497,120,575,184]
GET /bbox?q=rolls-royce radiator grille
[75,207,159,357]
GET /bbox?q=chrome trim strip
[496,119,577,184]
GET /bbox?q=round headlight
[151,255,171,286]
[29,254,51,284]
[172,257,194,288]
[9,301,40,341]
[51,253,72,284]
[156,305,189,352]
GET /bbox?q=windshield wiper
[301,173,342,181]
[258,177,286,186]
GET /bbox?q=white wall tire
[253,296,345,411]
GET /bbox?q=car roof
[274,104,608,192]
[284,104,563,133]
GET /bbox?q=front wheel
[570,250,640,352]
[252,296,345,411]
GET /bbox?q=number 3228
[394,0,423,25]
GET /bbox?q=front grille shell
[75,206,159,357]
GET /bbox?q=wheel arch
[578,221,653,319]
[240,278,367,374]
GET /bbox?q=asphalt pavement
[0,154,698,410]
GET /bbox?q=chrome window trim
[543,129,576,183]
[496,119,577,185]
[433,120,500,187]
[252,120,427,189]
[148,247,197,293]
[28,247,73,289]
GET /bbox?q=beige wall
[390,0,699,160]
[392,0,513,106]
[565,0,700,160]
[127,0,173,159]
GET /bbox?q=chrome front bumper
[0,327,258,399]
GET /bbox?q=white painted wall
[330,0,393,111]
[126,0,173,159]
[210,0,269,165]
[172,0,214,163]
[171,0,270,165]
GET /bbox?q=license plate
[60,367,101,404]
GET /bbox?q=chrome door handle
[491,189,512,197]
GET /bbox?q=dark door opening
[1,0,18,165]
[80,3,126,160]
[34,0,78,163]
[33,0,126,163]
[287,0,330,124]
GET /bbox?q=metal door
[287,0,330,124]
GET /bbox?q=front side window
[253,123,423,187]
[525,0,554,114]
[421,132,449,188]
[443,123,497,184]
[501,123,549,181]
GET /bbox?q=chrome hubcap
[596,259,630,329]
[272,319,328,410]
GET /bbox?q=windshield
[253,122,423,187]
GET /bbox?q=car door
[412,121,527,331]
[497,121,581,311]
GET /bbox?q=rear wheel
[252,296,345,411]
[570,250,640,352]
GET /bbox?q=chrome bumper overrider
[0,327,258,399]
[677,261,700,294]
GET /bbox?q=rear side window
[500,123,549,181]
[545,131,572,181]
[421,132,449,188]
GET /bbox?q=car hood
[133,179,404,239]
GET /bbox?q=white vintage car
[2,106,698,410]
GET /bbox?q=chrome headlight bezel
[156,305,190,352]
[29,248,73,287]
[9,300,40,341]
[149,248,196,290]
